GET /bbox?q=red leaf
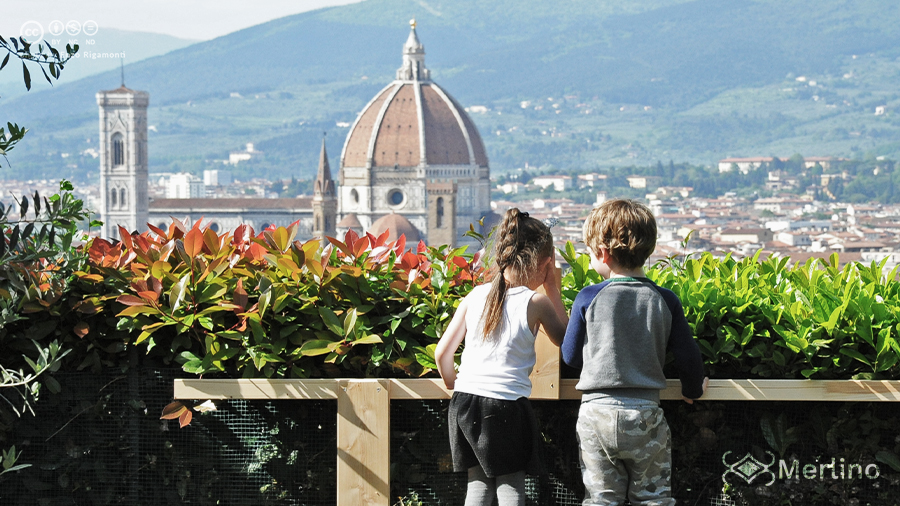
[169,216,187,237]
[375,229,390,247]
[138,291,159,302]
[73,321,89,338]
[452,256,468,269]
[234,279,248,310]
[117,294,146,306]
[161,401,187,420]
[150,276,163,296]
[244,242,267,262]
[393,234,407,256]
[183,227,204,258]
[344,228,359,248]
[400,252,419,271]
[416,240,427,254]
[327,237,351,257]
[203,228,220,255]
[179,409,193,428]
[118,226,134,251]
[147,222,167,239]
[352,234,369,258]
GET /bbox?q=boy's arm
[666,295,706,400]
[561,290,590,369]
[435,297,469,390]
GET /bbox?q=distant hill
[4,0,900,183]
[0,28,199,101]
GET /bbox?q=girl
[435,208,569,506]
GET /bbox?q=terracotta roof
[369,213,420,243]
[104,85,136,94]
[341,42,489,170]
[337,213,363,229]
[149,198,312,211]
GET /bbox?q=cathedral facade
[99,22,490,248]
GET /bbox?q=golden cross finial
[410,18,417,29]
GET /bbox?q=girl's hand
[541,256,562,293]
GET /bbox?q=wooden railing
[174,337,900,505]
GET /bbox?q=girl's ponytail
[481,208,553,339]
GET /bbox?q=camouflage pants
[576,401,675,506]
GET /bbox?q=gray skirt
[448,391,545,477]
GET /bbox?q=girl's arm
[435,297,469,390]
[529,262,569,346]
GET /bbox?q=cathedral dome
[340,22,489,170]
[369,213,421,243]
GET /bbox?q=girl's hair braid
[481,208,554,340]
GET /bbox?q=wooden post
[529,267,561,399]
[336,379,391,506]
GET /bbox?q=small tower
[396,18,430,82]
[312,136,337,240]
[97,83,149,239]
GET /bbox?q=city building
[99,21,493,248]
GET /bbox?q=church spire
[312,134,337,240]
[396,19,430,81]
[314,134,335,198]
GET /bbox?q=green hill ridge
[4,0,900,182]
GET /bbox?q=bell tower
[97,84,149,239]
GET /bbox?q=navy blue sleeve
[658,288,706,399]
[561,283,604,369]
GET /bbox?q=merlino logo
[722,451,776,485]
[722,451,881,486]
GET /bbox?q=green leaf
[169,275,189,313]
[318,306,343,336]
[839,348,872,367]
[876,451,900,472]
[351,334,382,345]
[299,340,335,357]
[343,308,358,338]
[22,62,30,90]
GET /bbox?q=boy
[562,199,707,506]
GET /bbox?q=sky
[1,0,364,41]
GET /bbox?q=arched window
[119,188,127,209]
[325,217,330,231]
[436,197,444,228]
[316,216,321,232]
[110,188,117,208]
[112,133,125,166]
[350,189,359,204]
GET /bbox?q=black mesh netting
[2,371,899,506]
[390,400,900,506]
[0,369,337,506]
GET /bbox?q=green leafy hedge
[5,213,900,383]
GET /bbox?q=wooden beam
[175,378,900,402]
[173,378,338,400]
[560,379,900,402]
[337,380,391,506]
[389,379,451,399]
[529,269,562,400]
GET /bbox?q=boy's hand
[682,376,709,404]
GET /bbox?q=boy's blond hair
[583,199,657,269]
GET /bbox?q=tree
[0,35,78,167]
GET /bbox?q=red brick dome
[340,24,488,170]
[369,213,421,243]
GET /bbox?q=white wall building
[167,173,205,199]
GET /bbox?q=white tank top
[454,283,538,400]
